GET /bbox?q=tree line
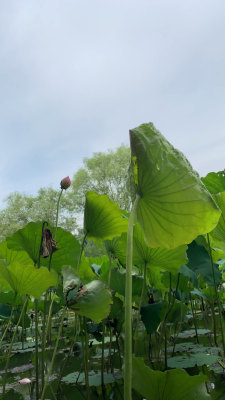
[0,145,132,242]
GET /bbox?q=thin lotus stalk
[101,323,106,399]
[139,262,147,313]
[0,307,14,349]
[44,292,56,345]
[108,253,112,287]
[134,262,147,354]
[207,234,225,355]
[35,299,39,400]
[56,314,79,395]
[54,189,63,238]
[189,293,199,344]
[41,308,66,400]
[41,293,47,392]
[109,325,113,373]
[77,233,87,274]
[82,316,90,400]
[124,194,140,400]
[2,297,28,396]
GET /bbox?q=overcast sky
[0,0,225,208]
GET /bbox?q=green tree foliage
[0,188,77,241]
[69,144,132,212]
[0,145,131,242]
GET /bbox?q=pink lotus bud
[60,176,71,190]
[18,378,31,384]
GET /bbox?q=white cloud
[0,0,225,206]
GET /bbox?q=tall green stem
[41,308,66,400]
[124,194,140,400]
[0,307,14,349]
[82,317,90,400]
[207,234,225,354]
[77,233,87,274]
[3,297,28,396]
[54,189,63,238]
[35,299,39,400]
[101,323,106,398]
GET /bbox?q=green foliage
[0,262,57,298]
[202,171,225,194]
[62,266,112,323]
[140,301,167,334]
[210,191,225,252]
[6,221,81,272]
[187,241,221,286]
[84,191,128,241]
[0,188,77,241]
[132,357,211,400]
[167,353,220,369]
[129,123,220,248]
[70,145,132,212]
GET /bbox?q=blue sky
[0,0,225,207]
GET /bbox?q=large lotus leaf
[132,357,210,400]
[132,223,187,270]
[166,301,188,323]
[7,222,44,264]
[66,280,112,322]
[0,303,12,319]
[0,241,33,266]
[202,171,225,194]
[0,262,58,298]
[140,302,167,334]
[147,268,168,292]
[41,228,81,272]
[84,191,128,241]
[100,266,143,297]
[187,241,221,286]
[61,266,81,295]
[129,123,220,249]
[78,257,96,284]
[104,237,126,265]
[112,225,187,272]
[6,222,81,272]
[210,192,225,252]
[179,264,198,288]
[0,290,25,306]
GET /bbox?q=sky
[0,0,225,208]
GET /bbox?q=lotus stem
[124,193,140,400]
[41,307,66,400]
[3,297,28,396]
[207,234,225,355]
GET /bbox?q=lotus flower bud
[60,176,71,190]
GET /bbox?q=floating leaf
[176,329,211,339]
[62,370,122,386]
[167,353,220,369]
[84,191,128,241]
[130,123,220,249]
